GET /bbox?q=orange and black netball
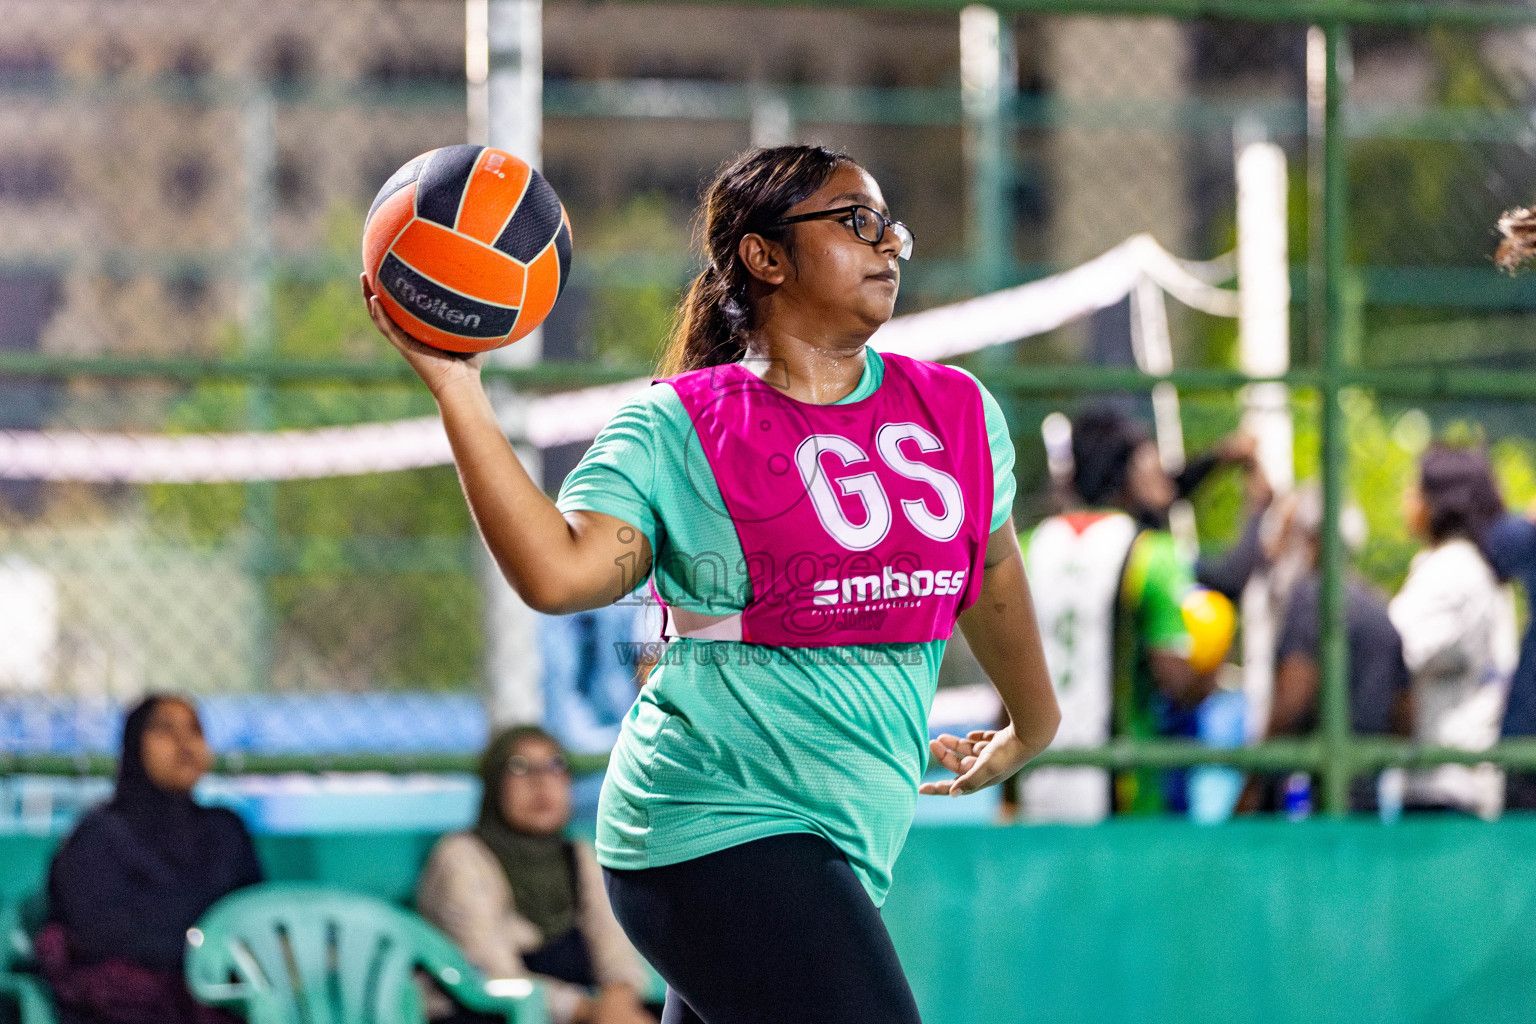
[362,144,572,353]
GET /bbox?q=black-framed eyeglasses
[503,754,570,779]
[773,204,914,261]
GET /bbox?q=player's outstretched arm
[365,278,651,614]
[920,519,1061,797]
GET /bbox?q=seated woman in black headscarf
[37,694,263,1024]
[416,725,655,1024]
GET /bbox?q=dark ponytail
[658,145,853,377]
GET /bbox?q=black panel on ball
[554,219,572,292]
[414,145,483,229]
[495,171,563,263]
[366,151,430,225]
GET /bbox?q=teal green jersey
[556,348,1015,906]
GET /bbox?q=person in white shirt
[1388,446,1518,820]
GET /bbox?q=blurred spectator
[1013,405,1255,820]
[1180,432,1274,602]
[417,725,654,1024]
[1487,497,1536,808]
[1241,486,1411,813]
[38,694,261,1024]
[1388,446,1517,820]
[539,602,649,756]
[1039,410,1274,598]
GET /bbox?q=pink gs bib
[658,352,993,647]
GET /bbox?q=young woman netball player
[364,145,1060,1024]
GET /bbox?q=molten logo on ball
[362,144,572,354]
[391,273,484,329]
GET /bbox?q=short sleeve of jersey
[950,367,1016,533]
[1127,531,1194,655]
[554,388,663,555]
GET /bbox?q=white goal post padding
[0,235,1236,484]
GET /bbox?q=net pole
[1317,21,1353,816]
[1235,137,1292,741]
[241,81,279,692]
[480,0,547,728]
[467,0,490,145]
[961,5,1015,294]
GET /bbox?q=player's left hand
[919,725,1032,798]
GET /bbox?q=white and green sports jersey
[555,348,1015,906]
[1018,511,1139,822]
[1019,511,1198,820]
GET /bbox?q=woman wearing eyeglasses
[416,725,655,1024]
[368,145,1060,1024]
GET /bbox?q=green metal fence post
[1318,20,1353,816]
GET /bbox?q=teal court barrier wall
[882,820,1536,1024]
[6,818,1536,1023]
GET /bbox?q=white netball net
[0,234,1236,484]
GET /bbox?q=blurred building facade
[1,2,1492,370]
[1,0,468,360]
[0,0,1242,369]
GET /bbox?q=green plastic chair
[185,882,548,1024]
[0,969,55,1024]
[0,894,56,1024]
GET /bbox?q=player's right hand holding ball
[362,275,484,398]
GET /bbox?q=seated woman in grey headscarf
[417,725,654,1024]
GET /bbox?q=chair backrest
[3,890,46,972]
[185,882,490,1024]
[0,899,22,973]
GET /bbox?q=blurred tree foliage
[1348,28,1513,272]
[1173,26,1536,580]
[580,194,692,368]
[1182,391,1247,554]
[1291,389,1536,595]
[146,207,480,692]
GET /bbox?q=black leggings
[603,832,922,1024]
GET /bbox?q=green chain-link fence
[4,0,1536,810]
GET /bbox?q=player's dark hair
[658,145,853,377]
[1419,445,1505,556]
[1071,403,1152,508]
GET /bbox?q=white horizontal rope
[523,377,652,449]
[0,419,454,483]
[867,235,1146,360]
[0,236,1236,483]
[1133,236,1242,318]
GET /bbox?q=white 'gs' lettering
[795,430,966,551]
[875,423,965,541]
[796,435,892,551]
